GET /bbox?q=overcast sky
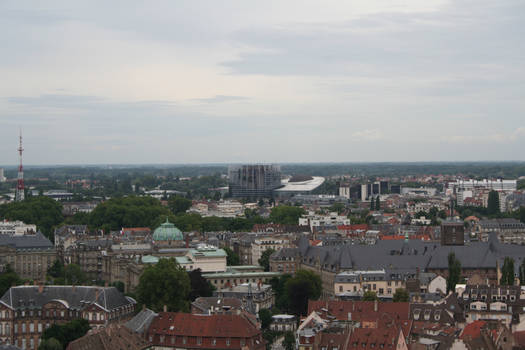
[1,0,524,165]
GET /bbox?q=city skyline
[1,0,524,165]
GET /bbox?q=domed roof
[153,218,183,241]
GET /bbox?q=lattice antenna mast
[15,130,25,201]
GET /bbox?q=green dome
[153,218,183,241]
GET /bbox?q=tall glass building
[228,164,282,198]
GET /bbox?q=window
[197,337,202,345]
[22,323,26,333]
[38,324,42,333]
[183,337,187,344]
[339,286,343,292]
[30,323,34,333]
[160,335,165,343]
[226,339,231,346]
[212,339,217,346]
[30,338,34,349]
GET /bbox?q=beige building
[334,270,407,299]
[175,244,227,273]
[0,233,56,281]
[251,237,292,266]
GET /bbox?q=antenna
[15,129,25,201]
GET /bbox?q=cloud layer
[0,0,524,164]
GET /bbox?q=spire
[15,129,25,202]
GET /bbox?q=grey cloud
[191,95,249,104]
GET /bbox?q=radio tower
[15,130,25,201]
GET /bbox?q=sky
[1,0,524,165]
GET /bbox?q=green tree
[258,249,276,272]
[111,281,125,293]
[224,247,240,266]
[168,196,192,215]
[282,331,296,350]
[136,258,190,312]
[40,318,90,350]
[89,196,171,231]
[47,260,65,279]
[269,206,305,225]
[188,269,214,301]
[370,199,375,211]
[500,257,515,285]
[375,196,380,210]
[520,258,525,286]
[0,196,63,239]
[328,202,345,214]
[285,269,322,316]
[258,308,273,329]
[64,264,86,285]
[0,264,22,296]
[270,274,292,312]
[362,291,378,301]
[487,190,500,215]
[393,288,409,302]
[38,338,62,350]
[447,253,461,292]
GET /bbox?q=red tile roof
[460,320,486,339]
[308,301,410,324]
[148,312,260,338]
[514,330,525,347]
[348,327,400,349]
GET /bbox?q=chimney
[38,283,44,294]
[95,288,100,301]
[163,305,167,312]
[142,304,146,311]
[104,281,108,288]
[374,300,378,312]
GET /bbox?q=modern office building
[228,164,282,198]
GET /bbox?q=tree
[282,331,295,350]
[38,338,62,350]
[520,258,525,286]
[0,264,22,296]
[224,247,240,266]
[168,196,192,215]
[64,264,86,285]
[285,269,322,316]
[136,258,190,312]
[500,257,515,285]
[487,190,500,215]
[269,206,305,225]
[328,202,345,214]
[40,318,90,350]
[362,291,378,301]
[375,196,380,210]
[111,281,125,293]
[270,274,292,312]
[447,253,461,292]
[258,308,273,329]
[0,196,63,239]
[48,260,65,279]
[259,249,276,272]
[188,269,214,301]
[393,288,409,302]
[370,199,375,211]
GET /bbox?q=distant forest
[2,162,525,179]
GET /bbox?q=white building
[0,168,6,182]
[0,220,37,235]
[448,179,517,192]
[175,244,227,273]
[299,211,350,231]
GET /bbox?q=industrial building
[228,164,282,198]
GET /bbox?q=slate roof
[125,308,158,334]
[0,232,53,251]
[0,286,134,311]
[297,233,525,272]
[191,297,242,313]
[67,323,151,350]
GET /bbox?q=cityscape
[1,1,525,350]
